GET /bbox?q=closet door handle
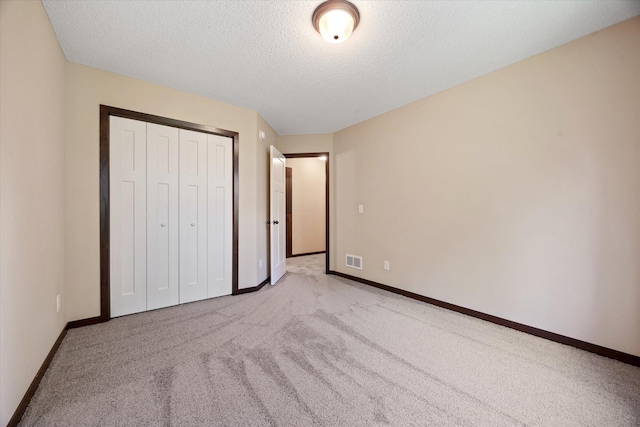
[190,222,196,227]
[160,223,167,228]
[273,220,279,225]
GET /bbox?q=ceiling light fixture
[312,0,360,44]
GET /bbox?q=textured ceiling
[42,1,640,135]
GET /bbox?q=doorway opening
[283,152,330,274]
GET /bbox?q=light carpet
[20,254,640,426]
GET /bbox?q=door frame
[283,152,330,274]
[99,105,240,321]
[285,167,293,258]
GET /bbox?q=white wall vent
[346,254,362,270]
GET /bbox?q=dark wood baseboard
[8,327,68,427]
[235,277,270,294]
[288,250,326,258]
[329,270,640,367]
[67,316,106,329]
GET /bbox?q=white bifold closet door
[110,117,148,317]
[207,133,233,298]
[178,130,233,303]
[110,117,232,318]
[147,123,180,311]
[178,130,209,303]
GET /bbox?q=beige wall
[65,62,264,321]
[0,1,67,423]
[257,116,278,280]
[333,17,640,357]
[277,134,333,154]
[287,158,326,254]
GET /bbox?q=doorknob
[190,222,196,227]
[273,220,279,224]
[160,223,166,228]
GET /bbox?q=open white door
[270,146,286,285]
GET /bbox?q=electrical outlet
[56,295,61,313]
[384,261,390,271]
[259,259,263,269]
[358,204,364,214]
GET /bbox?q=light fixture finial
[312,0,360,44]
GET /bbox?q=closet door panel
[207,134,233,298]
[110,116,147,317]
[179,129,208,303]
[147,123,179,310]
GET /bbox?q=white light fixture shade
[318,9,354,43]
[313,0,360,44]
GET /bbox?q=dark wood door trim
[99,105,240,321]
[283,152,330,273]
[285,167,293,258]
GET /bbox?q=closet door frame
[99,105,239,321]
